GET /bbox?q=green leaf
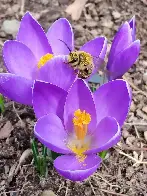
[31,139,39,167]
[0,94,5,113]
[99,150,107,159]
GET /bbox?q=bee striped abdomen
[67,51,94,79]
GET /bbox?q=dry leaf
[0,121,13,139]
[15,149,32,174]
[65,0,88,21]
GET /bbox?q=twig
[116,149,147,165]
[134,125,140,138]
[89,180,96,195]
[133,125,144,166]
[65,186,68,196]
[0,40,4,47]
[123,76,147,97]
[116,144,147,152]
[57,184,64,193]
[125,122,147,126]
[20,0,25,16]
[12,102,23,127]
[100,189,129,196]
[94,173,120,188]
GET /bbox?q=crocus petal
[38,56,76,91]
[3,41,37,80]
[80,37,107,58]
[87,117,121,154]
[54,154,101,181]
[34,113,70,154]
[80,37,107,69]
[129,16,136,41]
[94,79,131,127]
[33,81,67,119]
[107,22,132,69]
[0,73,33,105]
[64,79,97,134]
[17,12,52,61]
[108,40,140,80]
[46,18,74,55]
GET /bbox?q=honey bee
[59,39,104,79]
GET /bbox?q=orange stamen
[73,109,91,140]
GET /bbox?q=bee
[59,39,104,79]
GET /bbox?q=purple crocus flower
[107,16,140,81]
[0,12,107,105]
[0,12,76,105]
[33,79,131,181]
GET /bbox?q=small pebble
[142,106,147,114]
[1,19,20,38]
[41,0,49,5]
[144,131,147,141]
[101,19,113,28]
[122,129,129,139]
[41,190,57,196]
[126,136,135,146]
[143,72,147,84]
[140,60,147,68]
[130,101,136,112]
[86,20,97,27]
[7,4,20,15]
[112,11,121,19]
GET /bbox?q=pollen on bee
[37,53,53,68]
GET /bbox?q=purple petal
[80,37,107,77]
[107,22,132,69]
[3,41,37,80]
[38,56,76,91]
[33,81,67,119]
[80,36,107,59]
[54,154,101,181]
[87,117,121,154]
[46,18,74,55]
[64,79,97,134]
[108,40,140,80]
[0,73,33,105]
[17,12,52,61]
[94,79,131,127]
[34,114,70,154]
[129,16,136,41]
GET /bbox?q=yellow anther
[73,109,91,140]
[38,53,53,68]
[74,109,82,118]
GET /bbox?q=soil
[0,0,147,196]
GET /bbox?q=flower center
[37,53,53,69]
[73,109,91,140]
[67,109,91,162]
